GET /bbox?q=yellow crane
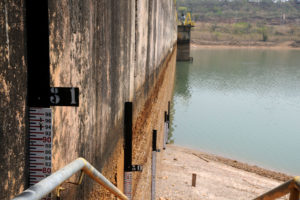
[177,7,195,27]
[184,12,195,26]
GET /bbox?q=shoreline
[191,40,300,50]
[173,144,292,182]
[156,144,292,200]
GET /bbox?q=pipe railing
[254,176,300,200]
[12,157,128,200]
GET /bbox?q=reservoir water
[172,48,300,175]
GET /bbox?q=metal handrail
[12,157,128,200]
[254,176,300,200]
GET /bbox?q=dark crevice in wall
[110,0,120,129]
[144,0,153,96]
[152,0,158,88]
[134,0,138,65]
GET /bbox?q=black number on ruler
[45,131,51,136]
[43,137,51,143]
[45,125,51,130]
[45,150,51,154]
[45,156,51,160]
[43,168,51,173]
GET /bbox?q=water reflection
[174,61,191,102]
[168,61,191,143]
[171,48,300,175]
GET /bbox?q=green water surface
[172,48,300,175]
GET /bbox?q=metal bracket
[66,170,85,185]
[56,186,65,200]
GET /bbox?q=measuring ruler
[124,172,132,199]
[151,151,156,200]
[29,107,53,200]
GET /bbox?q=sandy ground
[156,145,292,200]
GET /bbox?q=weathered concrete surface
[0,1,27,199]
[48,0,176,199]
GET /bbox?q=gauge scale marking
[124,172,133,199]
[29,108,53,200]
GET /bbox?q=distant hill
[176,0,300,24]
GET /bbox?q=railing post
[289,188,299,200]
[253,177,300,200]
[290,176,300,200]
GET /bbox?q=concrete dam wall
[0,0,177,199]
